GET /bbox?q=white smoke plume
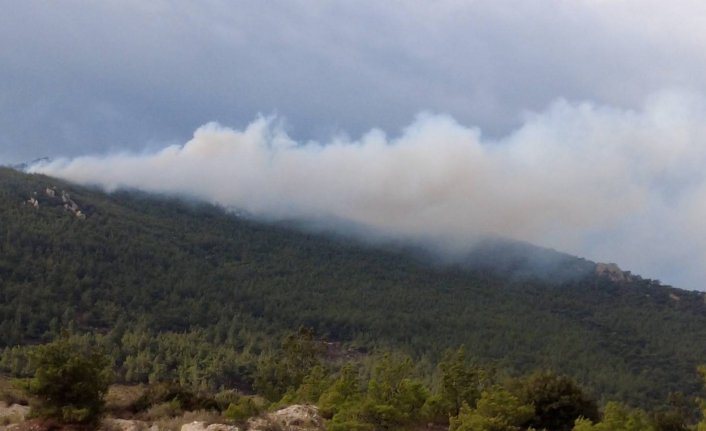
[31,91,706,290]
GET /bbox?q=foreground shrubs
[449,387,534,431]
[515,370,599,431]
[224,395,267,422]
[132,382,219,413]
[11,331,706,431]
[573,401,655,431]
[27,336,113,425]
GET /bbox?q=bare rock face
[247,405,324,431]
[180,421,239,431]
[181,422,208,431]
[60,190,85,219]
[205,424,240,431]
[272,405,324,430]
[595,262,630,283]
[245,417,269,431]
[0,402,30,427]
[24,186,87,219]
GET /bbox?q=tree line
[3,166,706,409]
[9,329,706,431]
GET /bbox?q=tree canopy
[2,167,706,409]
[27,336,113,424]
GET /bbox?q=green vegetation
[424,346,490,423]
[449,387,533,431]
[27,335,112,424]
[254,327,325,401]
[2,166,706,415]
[5,332,706,430]
[574,402,656,431]
[514,370,599,431]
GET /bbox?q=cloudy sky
[5,1,706,289]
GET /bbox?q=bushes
[448,387,534,431]
[573,402,655,431]
[424,347,490,423]
[27,337,113,425]
[320,355,429,430]
[13,328,698,430]
[254,327,325,402]
[515,370,599,431]
[131,382,222,416]
[224,396,262,421]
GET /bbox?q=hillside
[1,166,705,407]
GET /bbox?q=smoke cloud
[31,91,706,290]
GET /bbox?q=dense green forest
[13,333,705,430]
[1,166,706,411]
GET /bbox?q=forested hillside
[1,166,705,408]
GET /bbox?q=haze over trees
[2,167,706,429]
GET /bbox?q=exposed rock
[248,405,324,431]
[181,422,207,431]
[58,190,86,219]
[62,192,77,208]
[0,402,29,424]
[24,187,86,219]
[595,262,631,283]
[1,419,46,431]
[180,422,239,431]
[206,424,239,431]
[245,417,269,431]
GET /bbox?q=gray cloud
[32,90,706,290]
[7,1,706,288]
[3,1,706,162]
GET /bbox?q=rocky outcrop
[26,196,38,208]
[247,405,324,431]
[594,262,632,283]
[24,186,86,219]
[180,421,239,431]
[0,402,29,426]
[101,418,157,431]
[204,425,239,431]
[61,190,86,219]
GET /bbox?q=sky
[4,1,706,289]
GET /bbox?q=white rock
[246,417,270,431]
[206,424,239,431]
[248,405,324,431]
[181,422,238,431]
[0,402,29,422]
[181,422,207,431]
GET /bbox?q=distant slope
[1,166,705,407]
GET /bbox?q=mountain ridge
[1,166,704,407]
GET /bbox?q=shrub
[28,337,113,425]
[224,396,261,421]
